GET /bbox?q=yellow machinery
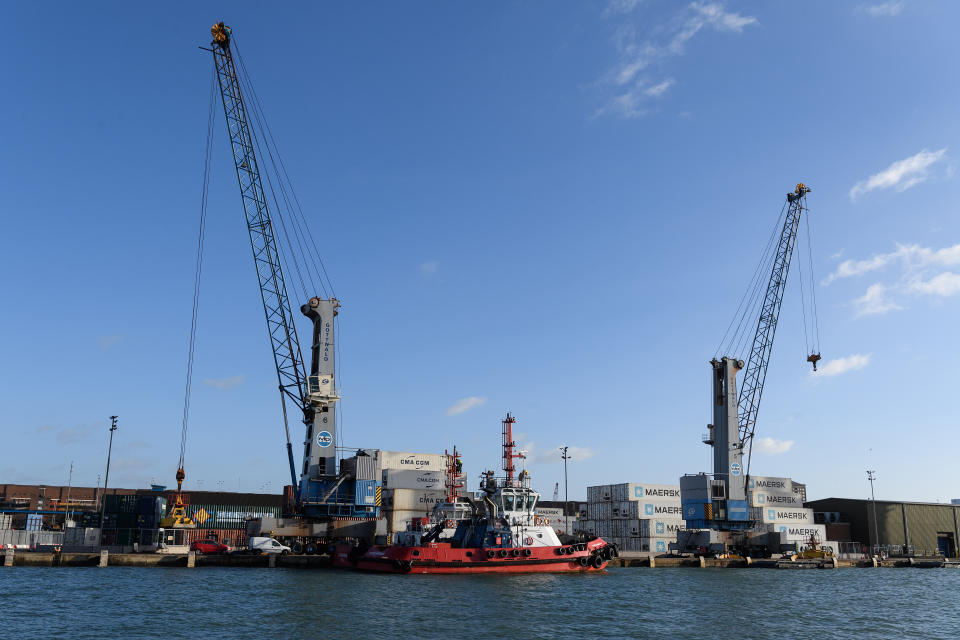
[795,533,834,559]
[159,467,196,528]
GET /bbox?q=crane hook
[806,353,821,371]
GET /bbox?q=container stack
[374,450,460,542]
[580,482,684,553]
[747,475,826,546]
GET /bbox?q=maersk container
[759,507,814,524]
[767,523,826,541]
[642,536,674,554]
[619,483,682,503]
[747,476,793,496]
[638,519,686,537]
[749,491,802,508]
[383,469,444,491]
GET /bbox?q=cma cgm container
[376,451,449,473]
[383,469,445,491]
[384,488,447,512]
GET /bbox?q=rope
[179,65,217,469]
[805,209,821,353]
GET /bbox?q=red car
[190,539,231,555]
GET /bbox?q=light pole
[867,469,879,555]
[559,446,571,531]
[99,416,118,532]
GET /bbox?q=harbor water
[2,567,959,639]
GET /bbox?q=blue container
[354,480,376,506]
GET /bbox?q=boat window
[529,496,538,512]
[516,496,528,512]
[503,494,515,511]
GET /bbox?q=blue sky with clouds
[3,1,959,502]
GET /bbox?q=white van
[248,537,291,554]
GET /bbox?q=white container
[766,523,826,542]
[535,507,565,520]
[758,507,814,524]
[749,491,803,508]
[643,536,674,554]
[608,483,682,503]
[637,502,685,518]
[376,451,449,472]
[383,469,445,491]
[747,476,793,496]
[385,488,448,512]
[639,519,685,537]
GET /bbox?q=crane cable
[179,66,217,473]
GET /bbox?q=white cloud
[644,78,675,97]
[824,241,960,315]
[863,2,904,17]
[445,396,485,416]
[753,437,794,454]
[813,353,871,377]
[98,334,125,350]
[596,2,756,119]
[603,0,643,17]
[536,445,597,463]
[854,284,902,316]
[849,148,947,200]
[203,375,246,390]
[907,272,960,297]
[419,261,439,275]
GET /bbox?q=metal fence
[0,529,65,548]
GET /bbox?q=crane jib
[736,187,809,450]
[210,34,307,490]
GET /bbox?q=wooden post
[99,550,108,568]
[3,548,13,567]
[186,551,196,568]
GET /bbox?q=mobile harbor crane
[678,184,820,556]
[168,23,380,549]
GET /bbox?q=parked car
[190,539,231,555]
[248,536,291,554]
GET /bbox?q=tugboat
[334,413,617,574]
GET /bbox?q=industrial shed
[806,498,960,557]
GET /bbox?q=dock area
[4,549,957,570]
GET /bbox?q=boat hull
[334,539,615,574]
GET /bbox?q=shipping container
[638,519,685,537]
[187,504,282,530]
[747,476,793,496]
[383,469,445,491]
[587,485,612,503]
[766,523,826,542]
[610,483,682,503]
[587,502,612,520]
[354,480,377,507]
[749,490,803,507]
[756,507,814,525]
[384,489,448,512]
[376,451,450,473]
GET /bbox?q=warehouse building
[806,498,960,557]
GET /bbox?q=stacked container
[373,450,460,542]
[579,482,684,553]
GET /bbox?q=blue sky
[3,1,959,503]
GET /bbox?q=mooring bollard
[3,548,13,567]
[186,551,196,568]
[699,555,706,568]
[648,555,656,568]
[268,553,276,568]
[99,550,109,568]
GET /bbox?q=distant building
[806,497,960,557]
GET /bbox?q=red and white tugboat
[334,413,617,574]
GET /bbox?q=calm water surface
[2,566,959,639]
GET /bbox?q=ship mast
[501,413,524,487]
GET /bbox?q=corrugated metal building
[806,498,960,557]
